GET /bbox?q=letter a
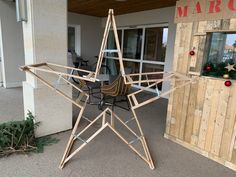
[194,1,202,14]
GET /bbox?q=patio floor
[0,87,235,177]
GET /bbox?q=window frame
[201,31,236,80]
[105,23,169,91]
[68,24,81,56]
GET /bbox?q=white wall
[68,12,102,64]
[0,1,25,88]
[0,18,3,87]
[22,0,72,137]
[101,7,176,95]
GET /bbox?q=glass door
[68,26,76,52]
[68,25,81,56]
[123,29,143,60]
[67,25,81,68]
[106,24,169,91]
[141,27,168,90]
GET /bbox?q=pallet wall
[165,19,236,171]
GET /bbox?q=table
[95,74,110,82]
[96,74,110,110]
[83,74,110,109]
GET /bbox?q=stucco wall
[68,12,102,64]
[22,0,72,137]
[0,1,25,88]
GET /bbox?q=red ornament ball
[206,65,212,71]
[189,50,195,56]
[224,80,232,87]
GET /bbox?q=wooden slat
[204,80,221,152]
[189,36,200,68]
[165,80,175,135]
[169,81,179,137]
[206,20,222,31]
[183,81,198,143]
[230,123,236,163]
[220,84,236,160]
[170,85,183,137]
[221,19,230,30]
[194,35,206,73]
[232,150,236,164]
[20,63,47,71]
[211,82,230,156]
[197,79,215,149]
[197,21,207,34]
[172,22,193,138]
[172,23,182,72]
[191,77,207,146]
[178,84,191,140]
[177,23,193,74]
[229,19,236,30]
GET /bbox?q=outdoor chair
[76,65,111,104]
[100,74,131,111]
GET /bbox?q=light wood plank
[229,19,236,30]
[184,81,198,143]
[173,23,193,137]
[191,78,207,145]
[204,80,221,152]
[169,81,179,137]
[166,80,175,134]
[229,118,236,162]
[179,23,194,74]
[178,83,191,140]
[197,79,215,149]
[220,84,236,160]
[189,36,200,68]
[211,82,230,156]
[197,21,207,33]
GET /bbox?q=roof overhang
[68,0,177,17]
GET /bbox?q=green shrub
[0,112,58,156]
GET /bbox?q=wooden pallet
[165,19,236,171]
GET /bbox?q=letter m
[177,6,188,17]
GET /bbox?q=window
[206,33,236,63]
[68,27,76,52]
[107,30,122,57]
[143,27,168,62]
[202,32,236,80]
[106,24,169,91]
[141,64,164,89]
[123,29,143,59]
[68,25,81,56]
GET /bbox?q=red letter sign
[208,0,222,13]
[177,6,188,17]
[194,1,202,14]
[228,0,236,11]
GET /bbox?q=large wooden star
[225,63,235,72]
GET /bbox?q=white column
[22,0,72,137]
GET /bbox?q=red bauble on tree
[189,50,195,56]
[224,80,232,87]
[205,65,212,72]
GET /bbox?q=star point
[225,63,235,72]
